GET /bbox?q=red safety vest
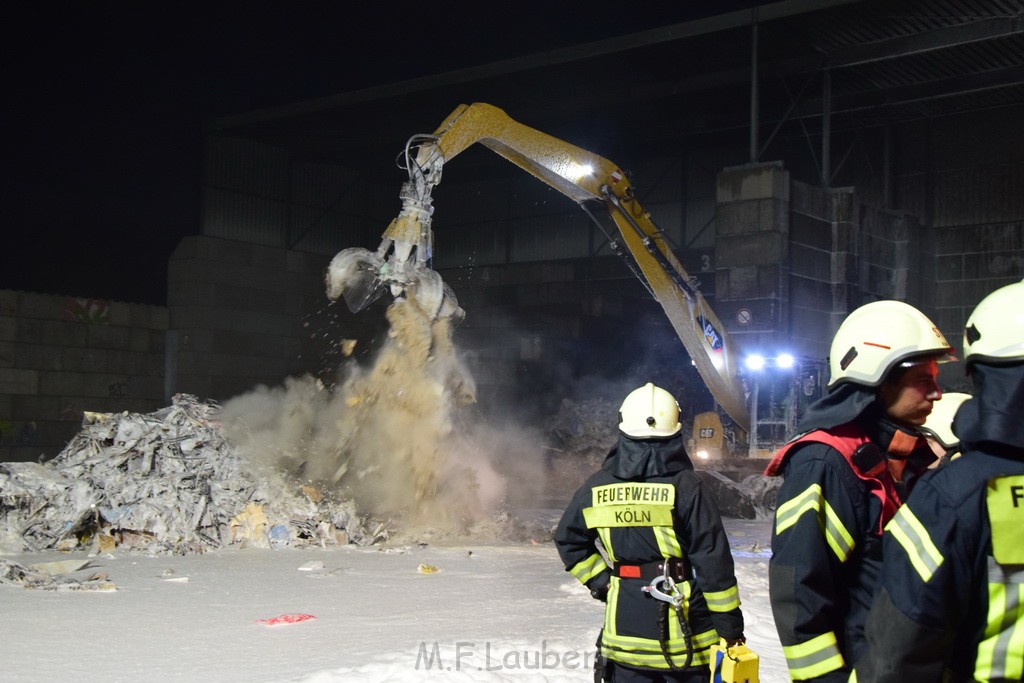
[764,423,902,534]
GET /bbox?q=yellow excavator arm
[325,103,750,431]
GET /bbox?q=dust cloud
[219,293,551,541]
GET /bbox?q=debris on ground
[0,394,382,556]
[255,613,317,627]
[739,472,783,514]
[0,556,115,591]
[695,470,759,519]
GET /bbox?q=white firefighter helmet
[828,300,955,390]
[619,383,682,438]
[963,280,1024,367]
[919,391,971,449]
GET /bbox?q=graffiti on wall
[0,420,38,447]
[63,297,110,325]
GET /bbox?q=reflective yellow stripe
[975,557,1024,682]
[604,629,695,650]
[886,505,944,583]
[603,647,714,669]
[692,628,720,649]
[669,580,693,641]
[775,483,822,533]
[775,483,856,562]
[604,575,620,633]
[583,504,674,527]
[653,525,683,558]
[601,627,718,668]
[821,499,856,561]
[782,631,845,680]
[704,584,741,612]
[569,553,608,584]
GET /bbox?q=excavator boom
[325,103,750,431]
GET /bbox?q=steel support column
[821,68,831,187]
[749,7,760,162]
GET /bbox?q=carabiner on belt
[642,562,683,608]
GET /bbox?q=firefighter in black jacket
[764,300,955,682]
[555,383,745,682]
[855,280,1024,682]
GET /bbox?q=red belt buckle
[620,565,641,579]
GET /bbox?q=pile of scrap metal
[0,394,385,556]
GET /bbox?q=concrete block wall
[860,206,922,304]
[0,290,167,462]
[724,169,933,363]
[167,236,330,402]
[714,161,791,354]
[931,221,1023,389]
[788,181,859,361]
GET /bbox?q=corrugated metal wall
[199,134,750,291]
[894,104,1024,228]
[201,136,397,256]
[201,136,290,246]
[200,135,743,272]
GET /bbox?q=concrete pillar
[714,161,790,354]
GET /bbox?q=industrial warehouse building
[2,0,1023,462]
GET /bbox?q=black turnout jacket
[765,385,937,682]
[555,432,743,672]
[856,362,1024,682]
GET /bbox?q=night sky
[3,3,758,306]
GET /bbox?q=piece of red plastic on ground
[255,613,316,626]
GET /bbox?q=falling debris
[0,394,380,555]
[219,293,538,541]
